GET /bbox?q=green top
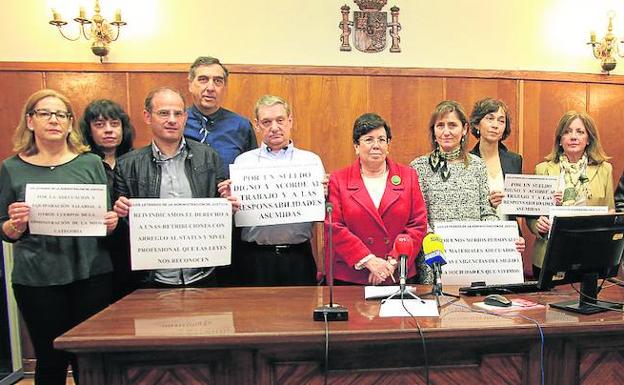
[0,153,113,286]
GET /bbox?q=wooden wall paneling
[224,73,299,147]
[445,78,520,153]
[278,75,369,173]
[521,81,587,174]
[367,76,445,166]
[126,72,191,147]
[587,83,624,187]
[45,72,129,131]
[0,72,44,163]
[288,75,328,156]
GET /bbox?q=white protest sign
[230,162,325,227]
[25,184,107,236]
[500,174,559,216]
[548,206,608,236]
[129,198,231,270]
[435,221,524,286]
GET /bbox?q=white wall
[1,0,624,74]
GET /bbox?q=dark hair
[352,113,392,144]
[188,56,229,83]
[80,99,134,158]
[469,97,511,141]
[144,87,187,112]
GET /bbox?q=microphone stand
[423,263,459,308]
[313,203,348,321]
[382,255,424,303]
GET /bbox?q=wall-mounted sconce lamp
[49,0,126,63]
[588,11,622,73]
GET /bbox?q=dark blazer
[471,142,523,233]
[325,158,428,284]
[114,139,225,200]
[616,170,624,213]
[470,142,523,176]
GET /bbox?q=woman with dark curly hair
[80,99,136,301]
[79,99,134,193]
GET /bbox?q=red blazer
[325,158,427,284]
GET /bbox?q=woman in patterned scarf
[528,111,614,277]
[411,100,525,283]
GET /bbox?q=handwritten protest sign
[500,174,559,216]
[129,198,231,270]
[435,221,524,286]
[230,162,325,226]
[25,184,107,236]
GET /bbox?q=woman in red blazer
[326,113,428,285]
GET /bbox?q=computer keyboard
[459,281,548,296]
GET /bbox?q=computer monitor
[537,213,624,315]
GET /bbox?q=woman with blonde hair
[0,89,118,384]
[528,110,614,277]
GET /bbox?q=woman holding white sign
[410,100,525,282]
[326,113,428,285]
[469,98,523,220]
[528,111,614,277]
[0,89,118,385]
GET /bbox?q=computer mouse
[484,294,512,307]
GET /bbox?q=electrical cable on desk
[323,311,329,385]
[569,282,624,311]
[607,277,624,287]
[444,301,545,385]
[600,282,619,290]
[400,296,430,385]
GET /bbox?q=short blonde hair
[13,89,89,156]
[254,95,291,120]
[545,110,609,165]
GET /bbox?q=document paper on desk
[365,285,417,299]
[379,299,439,317]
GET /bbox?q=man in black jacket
[114,87,231,288]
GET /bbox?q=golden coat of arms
[339,0,401,53]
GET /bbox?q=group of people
[1,54,624,384]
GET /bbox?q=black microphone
[314,202,348,321]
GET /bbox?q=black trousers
[13,273,112,385]
[238,241,317,286]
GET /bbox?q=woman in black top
[80,100,135,301]
[469,98,523,220]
